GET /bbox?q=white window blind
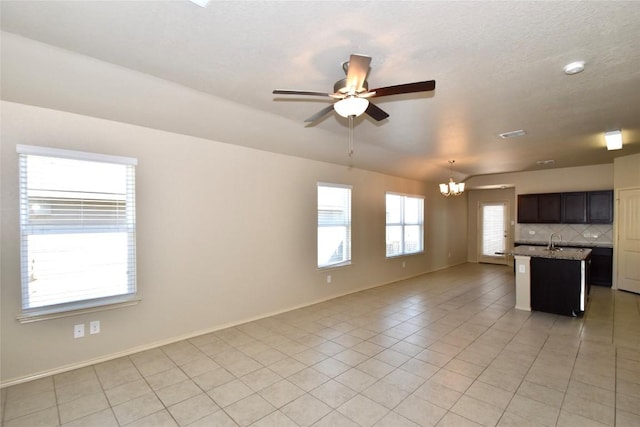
[481,203,506,256]
[317,183,352,268]
[386,193,424,257]
[17,145,137,317]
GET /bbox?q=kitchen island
[513,245,591,316]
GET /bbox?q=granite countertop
[513,245,592,261]
[515,240,613,249]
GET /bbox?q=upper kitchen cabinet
[588,190,613,223]
[538,193,561,223]
[562,192,588,223]
[517,194,539,223]
[517,193,561,223]
[517,190,612,224]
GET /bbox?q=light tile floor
[2,263,640,427]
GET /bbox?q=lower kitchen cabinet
[590,247,613,287]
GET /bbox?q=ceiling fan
[273,54,436,123]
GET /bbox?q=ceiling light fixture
[188,0,211,7]
[563,61,585,75]
[333,96,369,118]
[333,96,370,157]
[440,160,465,197]
[499,129,526,139]
[605,129,623,150]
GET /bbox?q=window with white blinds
[386,193,424,257]
[17,145,137,318]
[317,183,352,268]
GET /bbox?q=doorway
[478,201,508,265]
[617,188,640,294]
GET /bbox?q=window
[317,183,351,268]
[386,193,424,257]
[17,145,137,319]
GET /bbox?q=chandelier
[439,160,465,196]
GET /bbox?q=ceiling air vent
[499,130,526,139]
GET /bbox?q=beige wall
[614,153,640,188]
[0,102,468,385]
[465,164,614,195]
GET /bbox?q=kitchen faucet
[547,233,562,250]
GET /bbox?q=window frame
[16,144,139,322]
[385,192,424,258]
[317,182,352,269]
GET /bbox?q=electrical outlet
[327,275,332,284]
[74,324,85,338]
[90,320,100,334]
[518,265,526,273]
[402,261,406,268]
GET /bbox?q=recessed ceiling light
[536,159,555,166]
[499,130,527,139]
[563,61,585,75]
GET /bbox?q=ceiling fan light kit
[334,96,369,118]
[273,54,435,156]
[440,160,465,197]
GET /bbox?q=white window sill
[317,261,352,271]
[17,296,141,323]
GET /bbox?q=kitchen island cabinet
[514,245,591,316]
[515,242,612,287]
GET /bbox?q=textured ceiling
[1,1,639,183]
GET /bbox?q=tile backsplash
[516,223,613,247]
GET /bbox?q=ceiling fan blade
[304,104,336,123]
[368,80,436,98]
[365,102,390,121]
[273,90,331,97]
[345,54,371,92]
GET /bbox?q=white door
[617,188,640,294]
[478,201,508,265]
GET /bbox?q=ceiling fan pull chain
[348,115,354,157]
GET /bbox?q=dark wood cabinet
[588,191,613,224]
[590,247,613,287]
[517,193,561,223]
[530,257,584,316]
[517,195,539,223]
[518,190,612,224]
[515,242,613,288]
[538,193,561,223]
[562,192,587,223]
